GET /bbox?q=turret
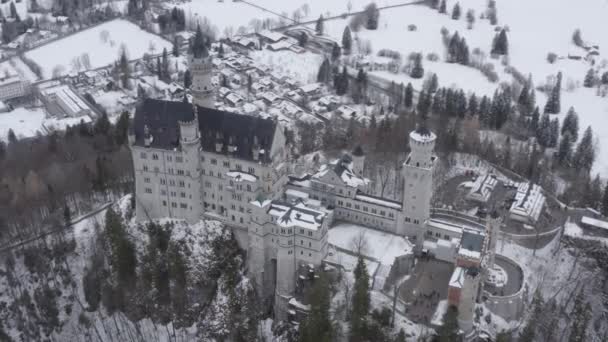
[179,104,200,145]
[351,145,365,176]
[189,24,214,108]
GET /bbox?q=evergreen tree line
[446,32,470,65]
[158,7,186,33]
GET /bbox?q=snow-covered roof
[355,193,401,209]
[449,267,465,288]
[509,182,545,223]
[40,84,92,114]
[226,170,257,182]
[258,30,287,43]
[581,216,608,230]
[288,297,310,311]
[268,201,327,231]
[299,82,321,94]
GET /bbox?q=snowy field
[248,0,409,21]
[249,49,323,84]
[315,0,608,176]
[24,19,171,79]
[0,107,46,141]
[328,222,413,265]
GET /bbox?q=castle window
[168,168,174,174]
[167,155,172,161]
[169,180,176,186]
[380,211,386,216]
[172,202,177,208]
[143,165,148,171]
[177,169,185,175]
[309,253,312,257]
[235,164,242,171]
[389,212,394,218]
[308,231,312,237]
[145,188,152,194]
[355,204,360,210]
[445,235,450,240]
[176,156,183,163]
[414,219,420,224]
[346,202,352,208]
[211,159,217,165]
[363,206,368,212]
[201,169,206,175]
[180,192,186,198]
[171,191,176,197]
[300,229,304,234]
[140,152,147,159]
[308,242,311,247]
[248,167,255,174]
[144,177,150,183]
[301,250,303,255]
[371,208,377,214]
[301,240,304,245]
[152,154,159,160]
[162,200,167,206]
[247,184,252,192]
[223,161,230,168]
[179,181,185,187]
[405,217,411,223]
[180,203,187,209]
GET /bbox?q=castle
[129,46,500,328]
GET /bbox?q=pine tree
[7,128,16,144]
[561,107,579,142]
[161,48,170,82]
[342,26,352,54]
[519,291,543,342]
[94,112,111,136]
[299,273,333,342]
[9,1,17,18]
[350,256,370,342]
[364,3,379,30]
[63,204,71,227]
[518,82,530,113]
[411,53,424,79]
[572,29,584,47]
[432,88,446,114]
[568,289,591,342]
[573,126,595,171]
[451,2,461,20]
[447,32,461,63]
[537,112,551,146]
[315,15,324,35]
[404,82,414,107]
[438,0,446,14]
[466,9,475,29]
[544,72,562,114]
[299,31,308,47]
[557,132,573,166]
[429,0,439,9]
[602,183,608,216]
[317,58,332,84]
[491,29,509,55]
[549,118,560,148]
[114,111,130,146]
[468,93,478,116]
[190,23,208,58]
[184,69,192,88]
[583,68,595,88]
[428,73,439,93]
[172,36,180,57]
[437,305,460,342]
[331,43,341,62]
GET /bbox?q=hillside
[0,196,259,342]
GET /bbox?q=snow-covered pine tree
[468,93,478,116]
[403,82,414,108]
[439,0,447,14]
[410,53,424,78]
[342,26,352,54]
[315,15,324,35]
[466,9,475,29]
[452,2,461,20]
[561,107,579,142]
[573,126,595,171]
[557,132,573,166]
[549,118,560,147]
[583,68,595,88]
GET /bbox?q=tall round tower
[189,25,214,108]
[398,126,437,242]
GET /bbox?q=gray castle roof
[133,99,277,163]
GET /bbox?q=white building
[0,74,29,101]
[130,47,446,320]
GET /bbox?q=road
[0,202,113,254]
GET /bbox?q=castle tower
[458,268,481,333]
[177,105,203,223]
[189,25,214,108]
[398,127,437,242]
[351,145,365,176]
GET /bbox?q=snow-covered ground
[24,19,171,79]
[315,0,608,176]
[0,57,40,82]
[0,107,46,140]
[328,222,413,265]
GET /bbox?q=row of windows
[161,200,189,209]
[142,165,189,176]
[203,156,256,175]
[334,199,395,219]
[426,231,451,240]
[140,152,183,163]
